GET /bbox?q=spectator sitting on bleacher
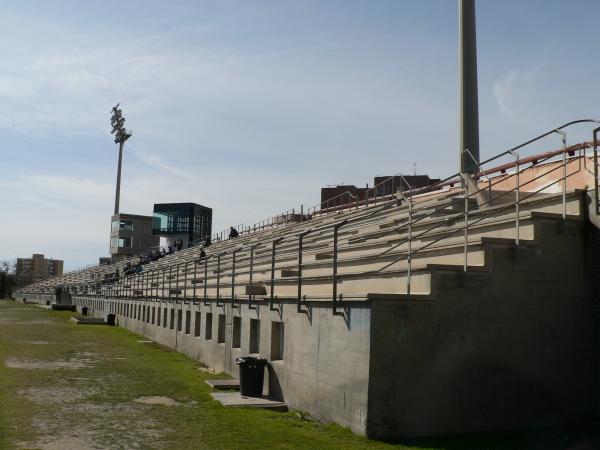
[197,248,206,263]
[229,227,239,239]
[204,236,211,247]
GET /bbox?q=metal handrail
[18,120,600,308]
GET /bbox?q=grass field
[0,300,597,450]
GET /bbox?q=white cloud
[0,6,460,269]
[493,62,546,118]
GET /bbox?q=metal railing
[18,119,600,320]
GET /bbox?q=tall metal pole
[114,140,124,215]
[110,104,131,216]
[459,0,480,176]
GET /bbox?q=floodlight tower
[459,0,480,186]
[110,104,132,215]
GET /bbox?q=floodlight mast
[110,104,132,216]
[459,0,480,190]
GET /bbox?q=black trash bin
[106,314,116,326]
[236,357,267,397]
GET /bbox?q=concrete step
[205,379,240,390]
[210,392,287,411]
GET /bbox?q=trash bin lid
[235,356,267,365]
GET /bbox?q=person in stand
[228,227,239,239]
[204,236,211,247]
[176,239,183,251]
[197,248,207,263]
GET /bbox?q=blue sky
[0,0,598,270]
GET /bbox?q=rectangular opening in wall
[163,308,168,327]
[157,307,161,325]
[185,310,191,334]
[194,311,201,337]
[249,319,260,354]
[143,306,146,322]
[205,313,213,340]
[170,309,175,330]
[271,321,284,361]
[177,309,183,331]
[232,316,241,349]
[217,314,226,344]
[151,307,155,324]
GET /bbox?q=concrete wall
[65,295,372,435]
[367,215,593,439]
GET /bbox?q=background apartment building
[16,254,63,286]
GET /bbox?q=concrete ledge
[71,317,107,325]
[205,379,240,390]
[51,304,76,312]
[210,392,287,411]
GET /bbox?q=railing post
[231,250,237,303]
[463,173,469,272]
[183,261,188,300]
[216,253,221,302]
[270,238,284,310]
[332,220,348,315]
[248,246,255,309]
[203,256,209,304]
[192,261,198,301]
[510,150,520,245]
[297,229,312,313]
[555,129,568,219]
[407,198,412,297]
[595,127,600,215]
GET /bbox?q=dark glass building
[152,203,212,248]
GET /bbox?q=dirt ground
[0,301,398,450]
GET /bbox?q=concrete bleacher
[41,185,581,301]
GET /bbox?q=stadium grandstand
[16,118,600,438]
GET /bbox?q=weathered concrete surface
[210,392,287,410]
[15,208,597,439]
[65,296,372,435]
[367,216,593,438]
[205,379,240,390]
